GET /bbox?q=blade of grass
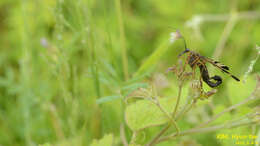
[96,95,121,104]
[115,0,129,81]
[134,40,171,77]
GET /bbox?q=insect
[176,30,240,88]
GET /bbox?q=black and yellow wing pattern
[202,56,240,82]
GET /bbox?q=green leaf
[53,136,83,146]
[122,83,149,91]
[96,95,121,104]
[125,97,176,131]
[121,83,149,97]
[90,134,113,146]
[134,40,171,77]
[125,72,151,85]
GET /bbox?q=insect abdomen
[198,64,222,88]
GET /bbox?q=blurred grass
[0,0,259,146]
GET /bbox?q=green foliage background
[0,0,259,145]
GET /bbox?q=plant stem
[196,95,257,128]
[155,85,259,145]
[120,123,128,146]
[130,131,138,145]
[175,99,196,121]
[157,120,259,144]
[145,124,170,146]
[147,77,259,145]
[146,83,183,146]
[172,83,183,118]
[152,98,180,134]
[115,0,129,80]
[213,11,238,59]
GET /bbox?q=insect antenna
[175,30,190,57]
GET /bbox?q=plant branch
[175,98,197,121]
[152,96,180,133]
[196,95,257,128]
[154,79,260,145]
[130,131,138,145]
[157,119,259,144]
[120,123,128,146]
[196,79,260,128]
[145,124,170,146]
[146,73,260,146]
[146,83,184,146]
[172,83,183,118]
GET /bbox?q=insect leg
[192,66,196,79]
[178,55,189,77]
[199,74,204,94]
[190,57,200,79]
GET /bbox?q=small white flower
[169,32,177,43]
[169,30,182,44]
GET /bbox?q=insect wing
[202,56,240,81]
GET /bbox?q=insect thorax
[188,52,200,68]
